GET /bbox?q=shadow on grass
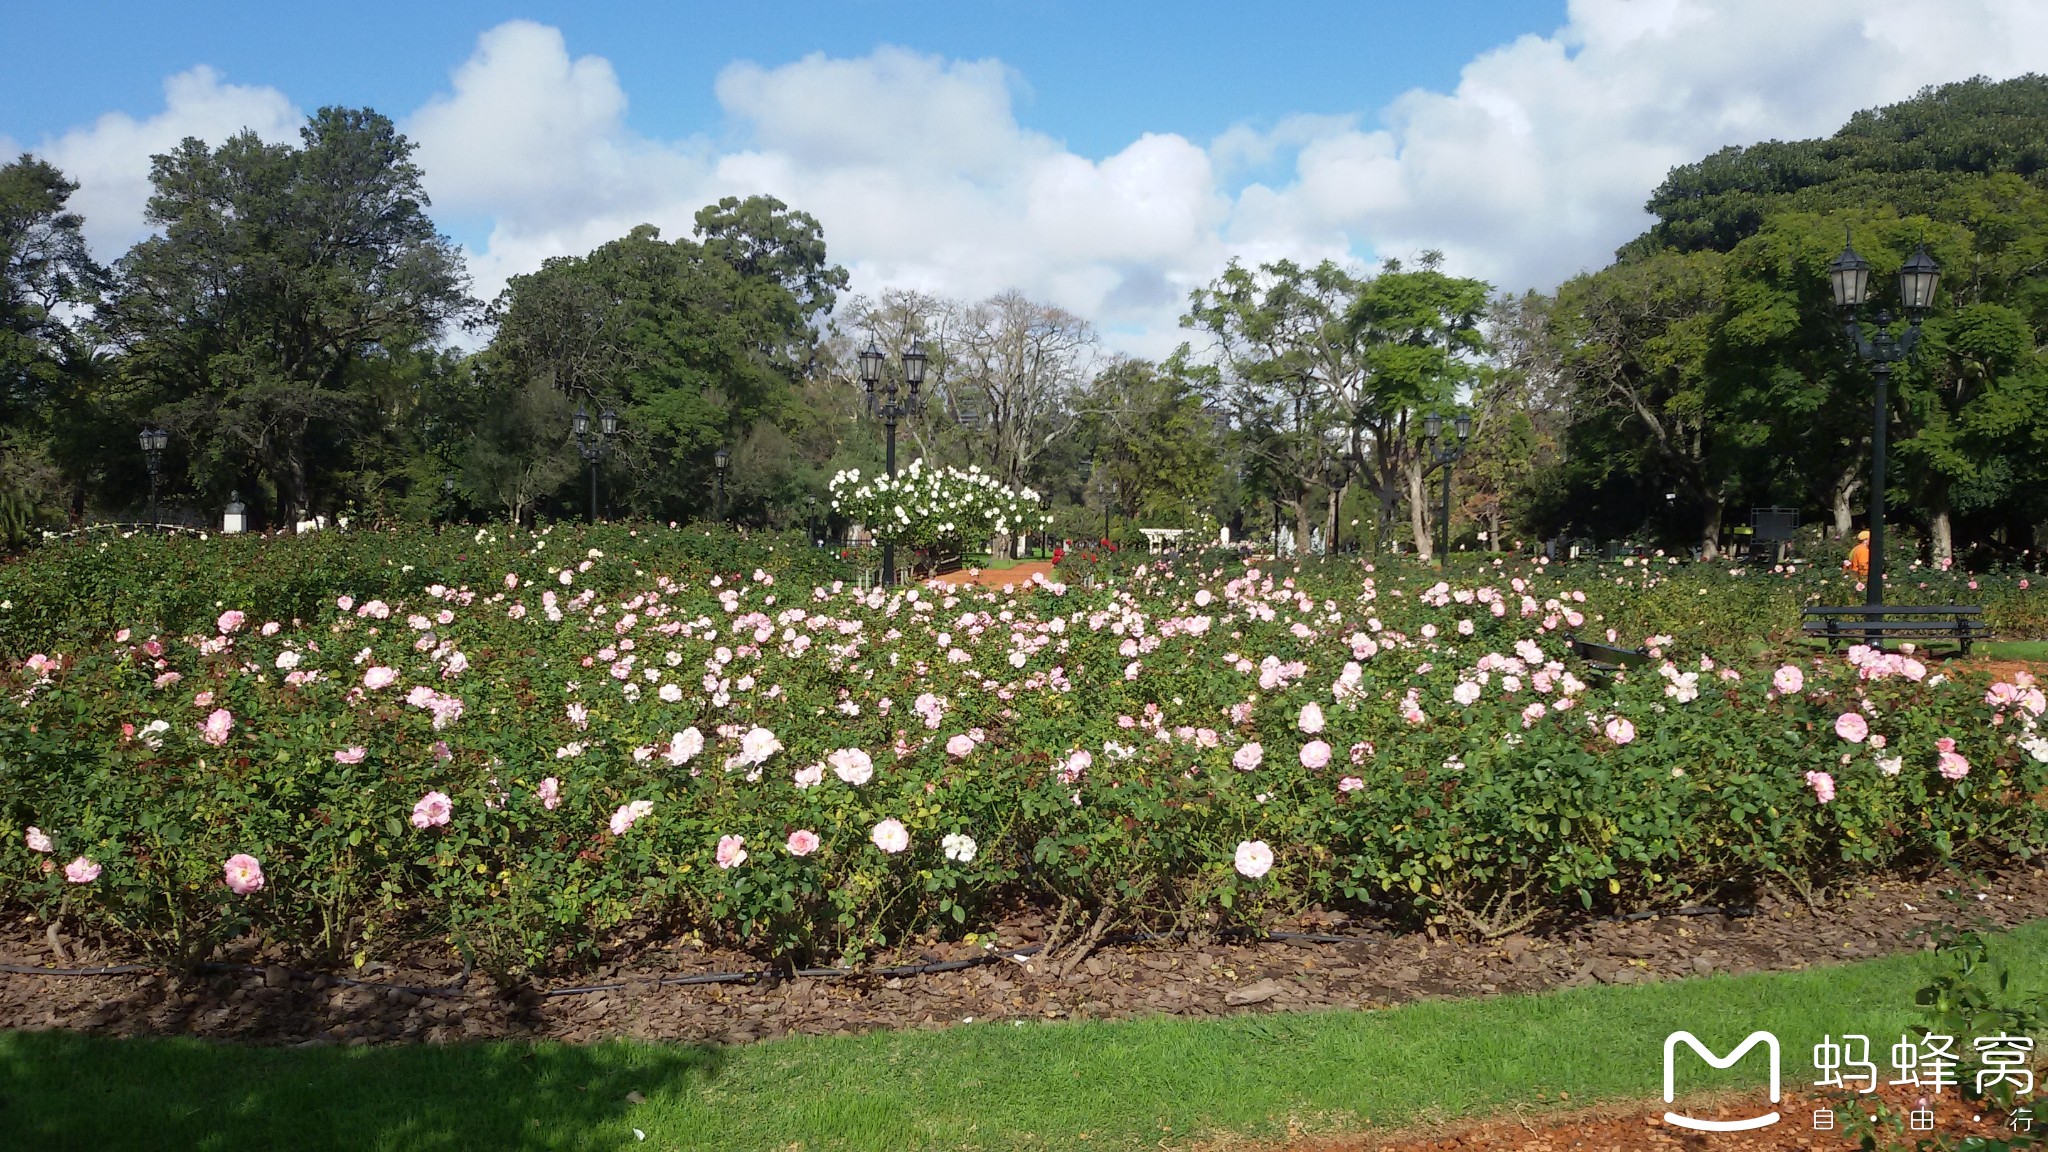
[0,1030,725,1152]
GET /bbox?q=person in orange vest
[1847,529,1871,577]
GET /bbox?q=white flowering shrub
[829,461,1048,557]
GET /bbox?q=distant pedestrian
[1847,530,1870,577]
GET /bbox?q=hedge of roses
[2,536,2045,981]
[0,524,849,662]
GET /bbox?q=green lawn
[1980,640,2048,662]
[3,918,2042,1151]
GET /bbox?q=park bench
[1565,634,1650,674]
[1800,605,1992,655]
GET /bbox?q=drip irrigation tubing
[0,903,1755,1000]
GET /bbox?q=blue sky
[6,1,2045,354]
[3,1,1568,164]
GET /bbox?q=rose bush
[2,535,2043,980]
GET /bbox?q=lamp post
[138,425,168,528]
[805,493,819,545]
[1827,236,1940,628]
[572,403,617,523]
[857,336,927,586]
[713,446,730,523]
[1423,411,1471,569]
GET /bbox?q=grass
[1979,640,2048,662]
[3,918,2043,1151]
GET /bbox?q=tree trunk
[1408,460,1433,560]
[1325,483,1341,554]
[1294,498,1313,561]
[1929,485,1953,564]
[1831,465,1859,541]
[1699,500,1723,561]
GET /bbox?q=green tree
[485,216,844,522]
[99,107,469,524]
[0,155,103,538]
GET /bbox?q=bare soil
[1,867,2042,1050]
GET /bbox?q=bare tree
[942,290,1097,487]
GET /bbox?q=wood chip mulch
[0,867,2041,1051]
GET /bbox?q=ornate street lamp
[856,336,927,586]
[805,493,820,546]
[1423,412,1471,568]
[138,425,169,528]
[572,402,618,523]
[713,446,730,523]
[1827,235,1940,627]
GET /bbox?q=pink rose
[870,818,910,854]
[1605,717,1636,745]
[64,856,100,884]
[222,853,265,894]
[714,835,748,869]
[786,829,820,856]
[1233,742,1264,771]
[1805,771,1836,804]
[609,799,654,835]
[1299,739,1332,770]
[1834,712,1869,743]
[333,746,367,764]
[1937,751,1970,780]
[24,826,52,854]
[1338,776,1365,793]
[216,610,246,635]
[336,595,355,611]
[945,733,975,758]
[1935,737,1956,754]
[200,707,235,746]
[1298,702,1325,734]
[828,748,874,786]
[536,777,561,810]
[153,671,182,690]
[1233,840,1274,879]
[1772,665,1804,694]
[362,666,399,690]
[410,791,453,829]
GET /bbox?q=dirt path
[930,560,1059,589]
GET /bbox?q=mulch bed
[0,867,2042,1049]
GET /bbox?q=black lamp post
[805,493,819,545]
[713,446,730,523]
[572,403,617,523]
[1423,411,1471,568]
[138,425,168,528]
[1827,236,1940,626]
[857,336,927,586]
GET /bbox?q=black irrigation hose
[0,961,157,977]
[0,904,1759,999]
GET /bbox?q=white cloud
[15,3,2048,355]
[21,67,300,255]
[1232,0,2048,294]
